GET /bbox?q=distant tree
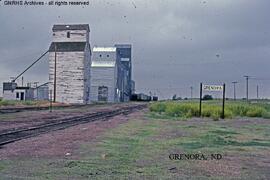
[202,94,213,100]
[172,94,177,100]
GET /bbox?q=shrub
[149,103,166,114]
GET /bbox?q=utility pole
[33,82,39,88]
[232,82,238,101]
[33,82,39,100]
[244,76,250,102]
[190,86,193,99]
[49,90,52,113]
[257,85,259,99]
[221,83,226,119]
[54,43,57,102]
[21,76,24,87]
[199,83,202,117]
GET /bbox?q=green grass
[0,100,45,107]
[0,112,270,179]
[149,101,270,120]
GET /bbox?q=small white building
[3,82,34,101]
[48,24,91,104]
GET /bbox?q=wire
[12,50,49,82]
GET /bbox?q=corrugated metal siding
[90,67,117,103]
[34,86,49,100]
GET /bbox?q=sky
[0,0,270,99]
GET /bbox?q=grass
[149,101,270,120]
[0,114,270,179]
[0,100,34,106]
[0,100,48,107]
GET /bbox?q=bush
[202,95,213,100]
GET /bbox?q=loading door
[98,86,108,102]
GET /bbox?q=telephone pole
[244,76,250,102]
[54,43,57,102]
[257,85,259,99]
[232,82,238,101]
[21,76,24,86]
[190,86,193,99]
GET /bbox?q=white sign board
[203,85,223,92]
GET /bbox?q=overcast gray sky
[0,0,270,99]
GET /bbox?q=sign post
[200,83,226,119]
[49,90,52,113]
[222,84,226,119]
[199,83,203,117]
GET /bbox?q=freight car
[152,96,158,101]
[131,93,152,102]
[138,93,151,101]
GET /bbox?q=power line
[251,77,270,81]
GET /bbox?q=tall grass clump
[227,104,267,118]
[149,103,166,114]
[161,103,199,118]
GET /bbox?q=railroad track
[0,104,87,114]
[0,104,147,147]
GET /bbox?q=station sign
[203,85,223,92]
[199,83,226,119]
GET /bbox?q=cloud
[0,0,270,99]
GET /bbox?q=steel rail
[0,104,147,147]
